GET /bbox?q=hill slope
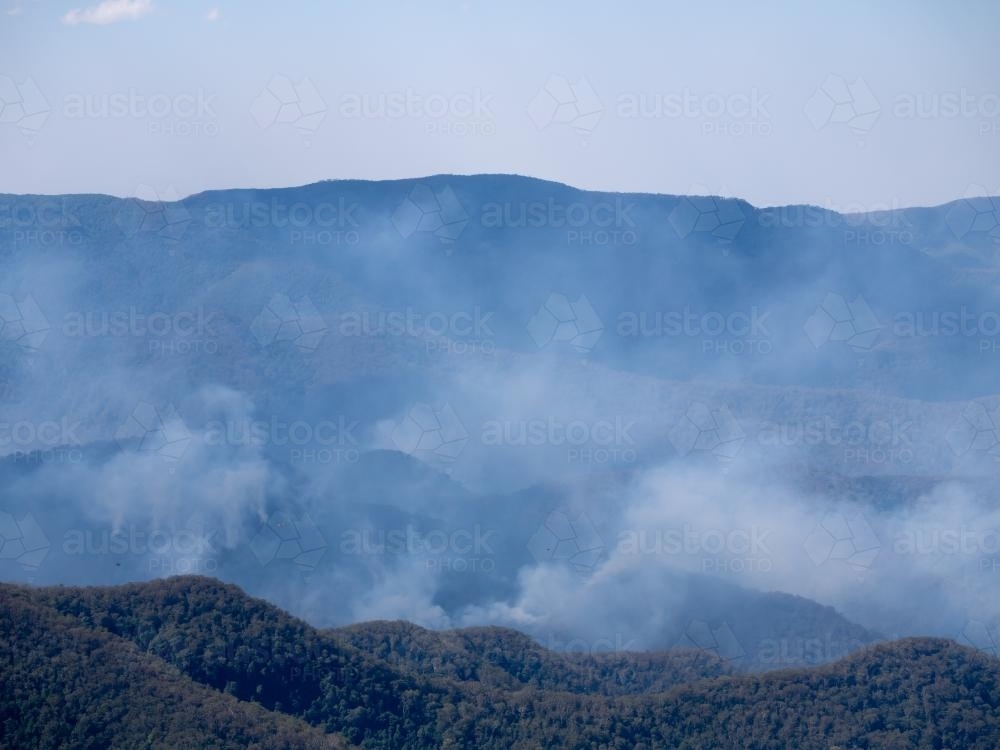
[0,583,348,750]
[6,576,999,750]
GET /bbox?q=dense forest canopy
[2,576,999,750]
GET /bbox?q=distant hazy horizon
[0,172,986,213]
[2,0,998,208]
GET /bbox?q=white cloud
[62,0,153,25]
[205,7,220,21]
[6,5,22,16]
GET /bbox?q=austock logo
[62,518,219,575]
[757,198,913,247]
[62,307,219,357]
[616,524,772,575]
[480,197,637,246]
[203,196,360,247]
[480,416,637,466]
[616,306,772,358]
[616,88,771,137]
[339,89,495,137]
[62,89,218,137]
[757,415,914,467]
[757,634,883,668]
[0,417,82,450]
[0,198,84,247]
[340,524,496,574]
[541,632,637,659]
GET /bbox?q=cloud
[62,0,152,25]
[205,7,219,21]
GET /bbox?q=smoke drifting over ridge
[1,176,998,668]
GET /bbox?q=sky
[1,0,998,207]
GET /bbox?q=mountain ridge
[0,172,975,217]
[4,575,999,750]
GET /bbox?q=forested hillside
[3,576,998,749]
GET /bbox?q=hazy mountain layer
[1,176,997,673]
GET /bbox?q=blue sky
[1,0,998,207]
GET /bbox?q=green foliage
[334,620,731,694]
[3,576,1000,750]
[0,585,347,749]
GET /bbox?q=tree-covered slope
[0,584,349,750]
[6,576,999,750]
